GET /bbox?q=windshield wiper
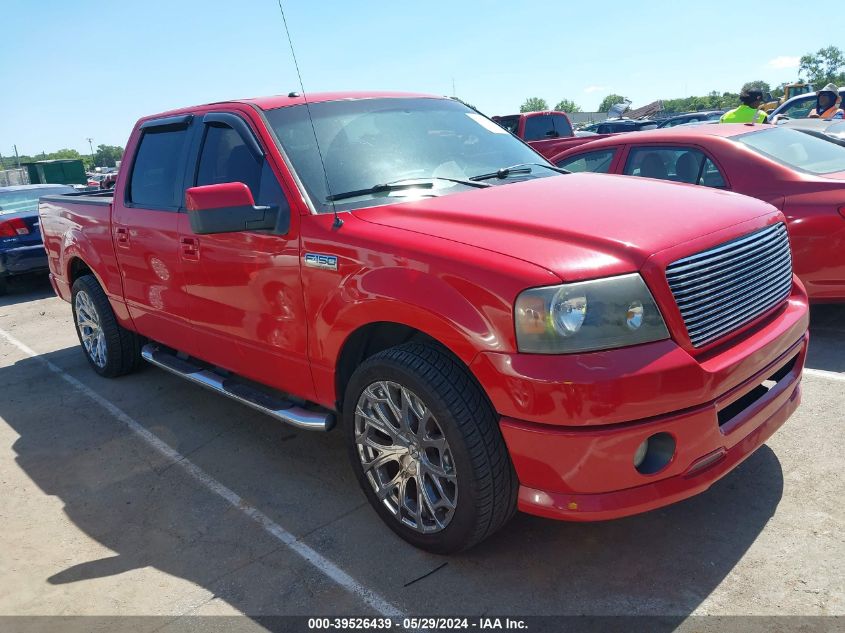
[326,177,489,202]
[470,163,570,182]
[327,182,435,202]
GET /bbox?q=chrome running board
[141,343,334,431]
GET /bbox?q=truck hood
[352,173,778,281]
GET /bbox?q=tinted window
[195,123,286,210]
[523,115,556,141]
[129,128,189,208]
[736,127,845,174]
[624,146,726,187]
[556,149,616,173]
[265,98,553,213]
[496,116,520,134]
[197,125,261,195]
[551,115,573,137]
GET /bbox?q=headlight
[515,273,669,353]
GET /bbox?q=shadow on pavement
[0,344,786,628]
[0,275,54,308]
[807,304,845,373]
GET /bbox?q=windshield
[0,186,74,215]
[265,98,553,213]
[735,127,845,175]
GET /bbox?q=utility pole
[87,138,95,168]
[13,144,21,168]
[452,77,456,97]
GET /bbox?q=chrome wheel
[75,290,107,368]
[355,381,458,533]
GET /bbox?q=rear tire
[344,343,517,553]
[71,275,141,377]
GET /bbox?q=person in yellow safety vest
[720,85,768,123]
[808,83,844,119]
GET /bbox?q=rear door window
[523,115,556,141]
[129,127,190,208]
[623,146,726,187]
[556,149,617,173]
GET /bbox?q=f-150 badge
[304,253,338,270]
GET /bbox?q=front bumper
[0,244,48,277]
[472,280,809,521]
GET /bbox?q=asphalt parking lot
[0,277,842,631]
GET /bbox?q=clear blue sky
[1,0,838,157]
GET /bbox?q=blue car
[0,184,75,294]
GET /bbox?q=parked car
[770,87,845,121]
[582,119,659,134]
[777,118,845,143]
[86,174,105,188]
[40,92,808,552]
[0,183,75,294]
[491,111,613,158]
[657,111,725,128]
[551,124,845,301]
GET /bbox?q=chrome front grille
[666,223,792,348]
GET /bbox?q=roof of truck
[140,91,448,123]
[238,91,442,110]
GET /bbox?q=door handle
[180,237,199,260]
[115,227,129,246]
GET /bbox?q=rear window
[556,149,616,173]
[736,127,845,175]
[523,115,556,141]
[0,186,74,215]
[551,114,572,137]
[129,127,190,208]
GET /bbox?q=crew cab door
[178,110,313,399]
[112,115,200,355]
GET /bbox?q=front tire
[344,343,517,553]
[71,275,141,377]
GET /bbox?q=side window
[624,147,726,188]
[556,149,617,173]
[781,96,815,119]
[551,115,573,137]
[496,116,520,134]
[129,127,190,208]
[700,158,726,188]
[523,115,556,141]
[195,122,287,212]
[197,125,261,195]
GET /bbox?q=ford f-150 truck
[39,91,809,553]
[492,110,613,158]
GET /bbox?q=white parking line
[804,368,845,382]
[0,327,404,619]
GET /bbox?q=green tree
[597,94,628,113]
[520,97,548,113]
[92,145,124,168]
[46,148,83,161]
[799,45,845,86]
[553,99,582,113]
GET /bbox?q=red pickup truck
[39,92,809,553]
[492,110,610,158]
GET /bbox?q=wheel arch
[333,320,489,414]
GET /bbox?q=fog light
[634,432,676,475]
[633,438,648,467]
